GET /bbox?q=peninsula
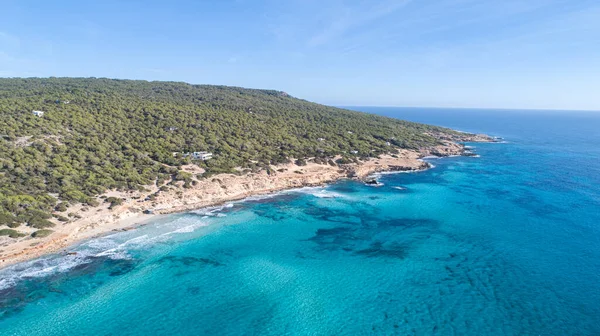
[0,78,492,266]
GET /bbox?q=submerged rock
[364,178,379,185]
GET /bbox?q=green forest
[0,77,458,234]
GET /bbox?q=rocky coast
[0,134,492,268]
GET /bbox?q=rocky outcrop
[421,141,465,157]
[149,167,343,214]
[145,153,434,215]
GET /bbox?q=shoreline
[0,137,492,269]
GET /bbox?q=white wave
[84,235,150,259]
[95,250,131,260]
[392,186,407,190]
[314,191,344,198]
[0,206,222,290]
[170,222,209,234]
[307,190,342,198]
[0,254,94,291]
[290,186,345,199]
[241,193,283,202]
[88,234,149,253]
[171,225,196,234]
[287,186,325,194]
[369,166,430,179]
[0,216,211,290]
[191,203,234,216]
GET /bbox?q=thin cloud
[307,0,412,47]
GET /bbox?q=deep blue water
[1,108,600,335]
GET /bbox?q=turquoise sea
[1,108,600,335]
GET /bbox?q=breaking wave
[0,216,210,291]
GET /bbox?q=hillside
[0,77,464,236]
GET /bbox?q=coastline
[0,137,491,269]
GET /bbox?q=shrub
[0,229,26,238]
[336,157,353,165]
[28,217,55,229]
[55,202,68,212]
[31,229,54,238]
[54,215,69,222]
[0,213,19,227]
[86,198,100,207]
[174,171,192,181]
[295,158,307,166]
[6,221,21,229]
[105,197,124,209]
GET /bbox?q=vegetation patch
[31,229,54,238]
[105,197,124,209]
[0,229,26,238]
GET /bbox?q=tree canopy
[0,77,457,231]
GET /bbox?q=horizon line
[336,105,600,113]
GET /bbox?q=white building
[317,138,325,142]
[350,150,359,154]
[386,142,391,146]
[32,110,44,117]
[193,152,213,160]
[183,151,213,160]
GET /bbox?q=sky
[1,0,600,110]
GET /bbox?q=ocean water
[1,108,600,335]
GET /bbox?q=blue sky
[1,0,599,110]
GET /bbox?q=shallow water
[1,108,600,335]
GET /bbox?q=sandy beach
[0,138,485,269]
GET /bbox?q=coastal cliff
[0,137,491,267]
